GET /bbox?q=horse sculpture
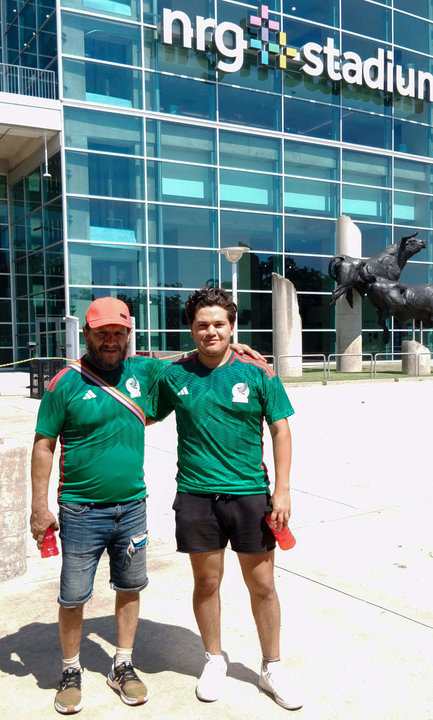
[366,278,433,344]
[328,233,427,307]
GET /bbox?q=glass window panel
[69,242,146,287]
[393,191,431,227]
[284,98,339,140]
[144,28,215,81]
[148,205,217,247]
[220,170,281,212]
[284,0,339,26]
[302,331,335,356]
[0,275,11,297]
[148,247,219,288]
[343,0,390,41]
[44,200,63,247]
[394,120,432,157]
[28,211,43,251]
[25,169,42,213]
[46,248,65,289]
[220,211,282,253]
[401,261,433,284]
[146,120,216,164]
[64,107,143,156]
[145,72,216,121]
[298,294,335,330]
[284,178,338,217]
[285,255,333,292]
[67,197,145,244]
[61,0,140,22]
[237,293,273,330]
[63,58,143,109]
[342,150,391,187]
[342,109,391,149]
[219,131,281,173]
[0,249,10,274]
[0,227,9,249]
[219,86,281,132]
[282,18,339,48]
[394,159,433,193]
[43,153,62,203]
[285,141,339,180]
[342,185,391,222]
[394,0,433,18]
[0,326,13,347]
[221,252,283,291]
[70,287,147,328]
[150,331,193,352]
[0,301,12,323]
[149,289,191,330]
[342,84,391,116]
[283,65,340,104]
[285,217,335,255]
[393,95,432,125]
[0,176,7,199]
[218,52,281,94]
[147,161,217,206]
[394,12,432,54]
[11,180,25,221]
[356,223,392,257]
[16,298,29,322]
[66,151,144,200]
[62,11,141,66]
[13,221,27,257]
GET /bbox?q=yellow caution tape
[0,350,195,369]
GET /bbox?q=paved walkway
[1,371,433,719]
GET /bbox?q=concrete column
[272,272,302,377]
[64,315,79,360]
[0,441,27,582]
[335,216,363,372]
[402,340,431,375]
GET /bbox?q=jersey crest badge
[232,382,249,404]
[126,376,141,398]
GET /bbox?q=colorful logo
[247,5,297,70]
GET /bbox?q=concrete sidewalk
[1,371,433,719]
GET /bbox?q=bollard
[0,440,27,582]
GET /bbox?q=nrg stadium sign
[161,4,433,102]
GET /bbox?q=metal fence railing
[275,350,433,380]
[0,62,57,100]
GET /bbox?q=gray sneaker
[259,661,303,710]
[107,659,148,705]
[54,668,83,714]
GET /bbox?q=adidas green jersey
[148,351,294,495]
[35,355,163,503]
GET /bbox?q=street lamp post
[218,247,249,343]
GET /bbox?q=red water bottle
[265,506,296,550]
[41,527,59,558]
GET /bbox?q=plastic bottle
[265,506,296,550]
[41,527,59,558]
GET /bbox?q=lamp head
[218,247,249,263]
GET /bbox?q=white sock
[62,653,81,672]
[115,647,133,667]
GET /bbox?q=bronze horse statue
[328,233,427,307]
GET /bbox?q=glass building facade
[3,0,433,361]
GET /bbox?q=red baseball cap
[85,297,132,329]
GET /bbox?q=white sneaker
[196,652,227,702]
[259,661,303,710]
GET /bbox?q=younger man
[148,287,302,710]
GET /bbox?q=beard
[85,336,129,371]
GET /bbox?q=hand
[269,491,291,531]
[230,343,268,362]
[30,508,59,550]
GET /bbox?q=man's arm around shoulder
[30,433,59,549]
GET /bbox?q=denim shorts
[58,498,148,608]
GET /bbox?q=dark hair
[185,287,237,325]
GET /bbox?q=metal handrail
[0,62,57,100]
[373,351,431,377]
[327,353,374,379]
[277,354,327,379]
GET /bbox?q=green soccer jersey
[35,355,163,503]
[148,351,294,495]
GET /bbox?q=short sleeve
[35,378,68,438]
[146,369,175,421]
[261,373,295,426]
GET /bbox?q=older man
[30,296,260,715]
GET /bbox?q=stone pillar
[0,441,27,582]
[335,216,363,372]
[272,273,302,377]
[402,340,431,375]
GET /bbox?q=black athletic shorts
[172,491,276,554]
